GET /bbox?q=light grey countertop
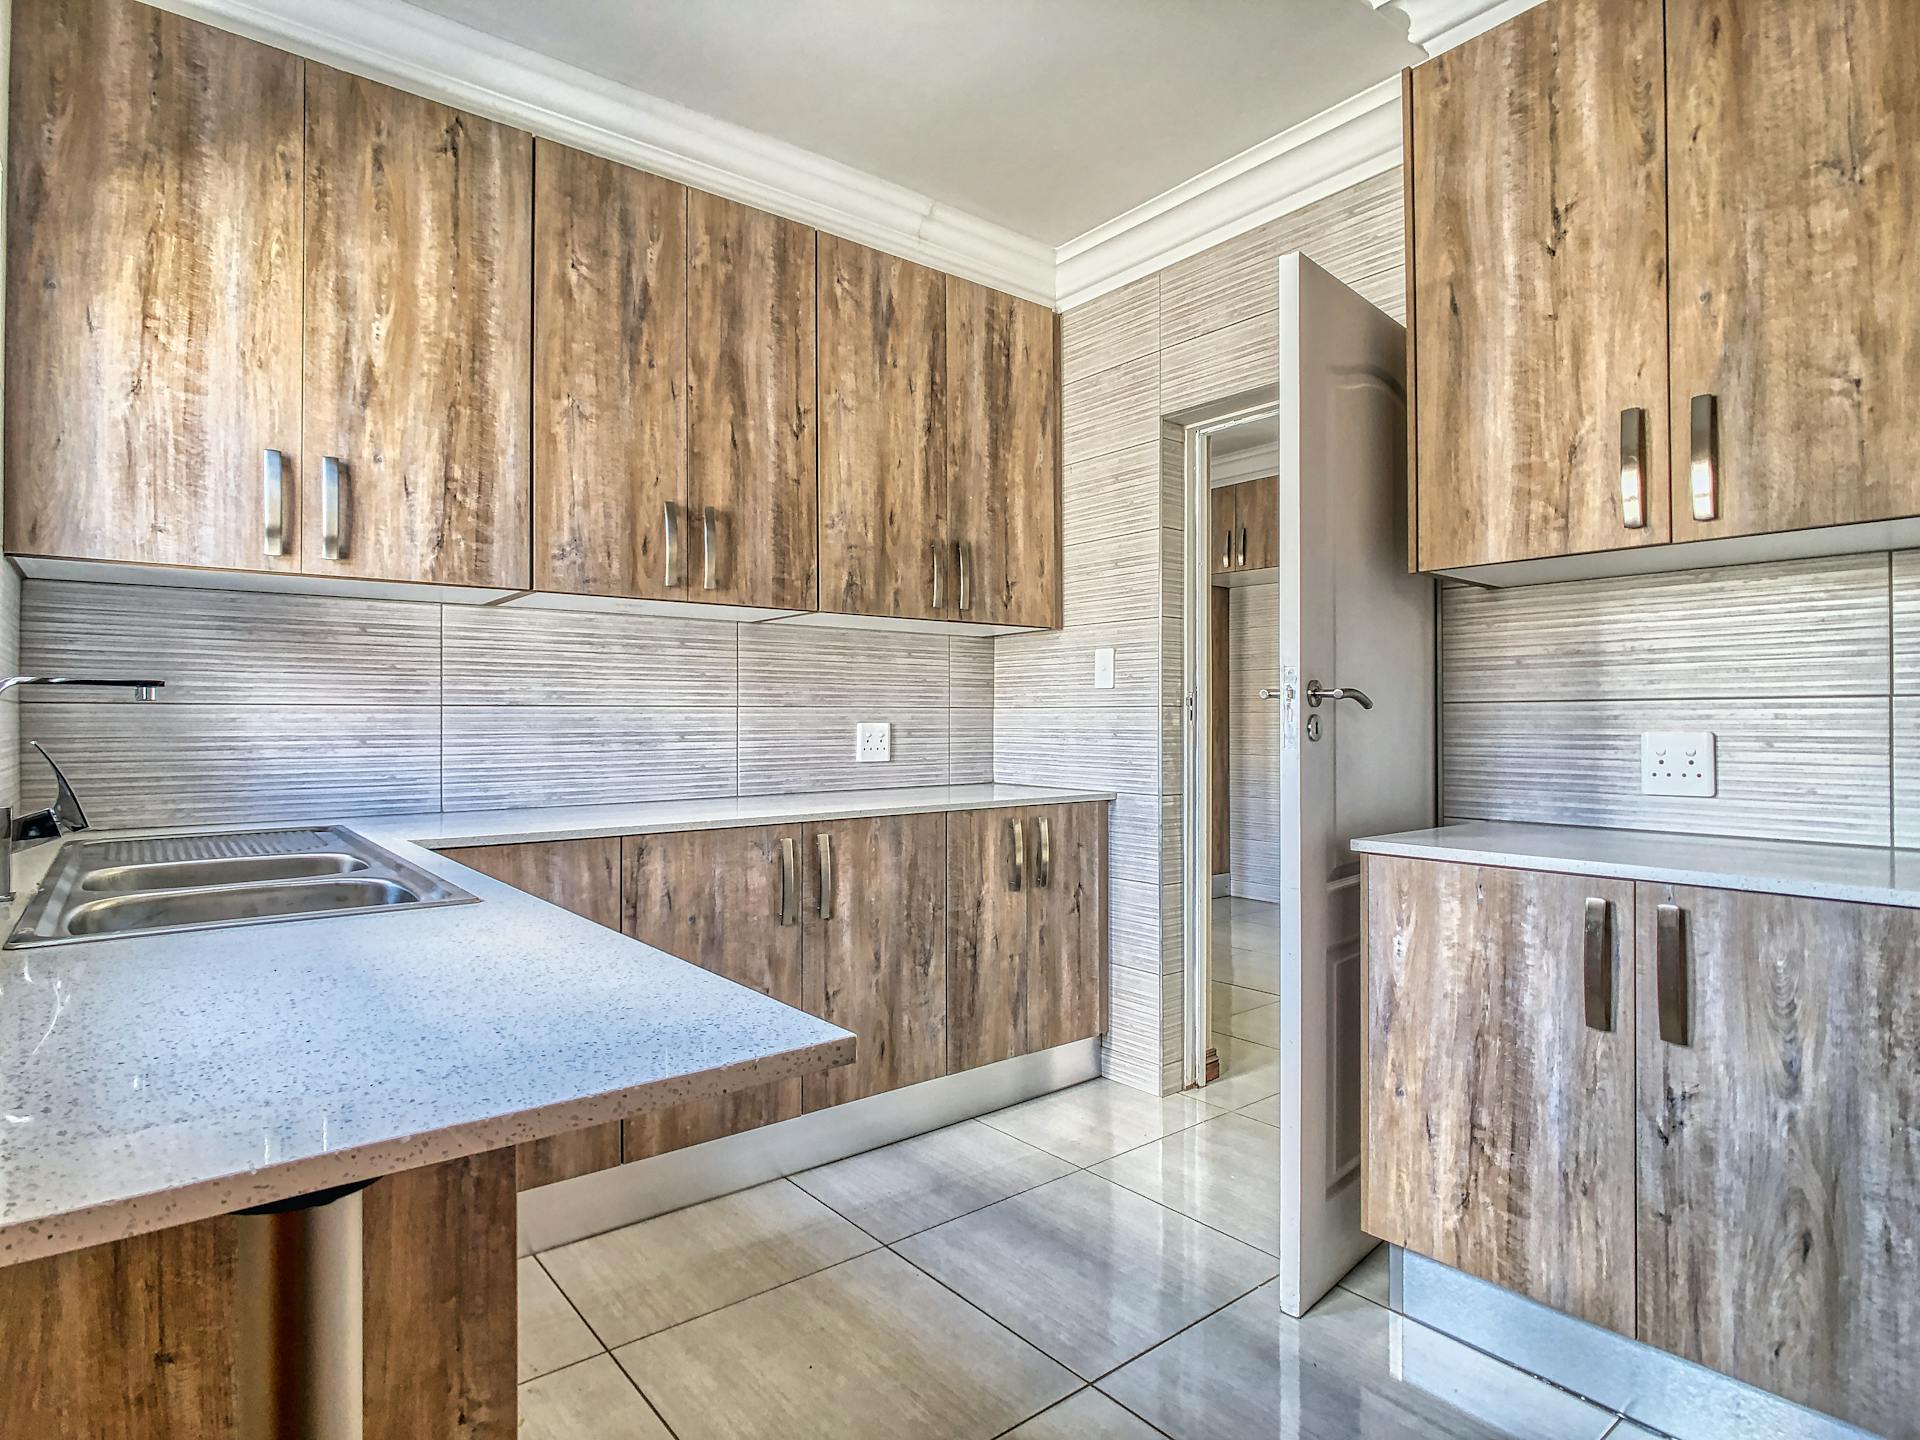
[1352,820,1920,909]
[0,784,1106,1268]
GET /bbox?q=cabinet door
[622,827,807,1159]
[1363,857,1635,1333]
[302,67,532,589]
[1635,885,1920,1435]
[1408,0,1669,570]
[1667,1,1920,542]
[803,813,946,1108]
[947,278,1059,628]
[533,142,687,600]
[817,236,948,621]
[442,839,625,1189]
[687,191,816,611]
[1239,475,1279,571]
[1023,803,1106,1052]
[1210,485,1238,576]
[6,0,303,574]
[945,806,1031,1072]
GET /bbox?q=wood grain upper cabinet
[622,826,808,1160]
[803,812,946,1107]
[533,143,686,602]
[1363,857,1635,1334]
[1667,0,1920,542]
[1635,885,1920,1436]
[1210,486,1239,576]
[302,66,532,590]
[1407,0,1670,571]
[817,236,949,621]
[440,839,624,1189]
[948,804,1105,1072]
[947,279,1059,628]
[688,191,818,611]
[1238,475,1279,571]
[5,0,304,574]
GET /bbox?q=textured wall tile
[1159,422,1188,531]
[443,606,737,706]
[1060,274,1158,383]
[1160,309,1280,416]
[1110,877,1167,972]
[1445,556,1890,702]
[994,706,1161,794]
[18,702,440,827]
[740,707,949,794]
[949,706,994,784]
[1443,699,1891,845]
[1160,529,1185,626]
[1063,443,1162,547]
[22,580,441,705]
[0,567,18,808]
[741,625,951,709]
[1891,552,1920,695]
[948,638,995,707]
[1227,585,1282,900]
[1894,699,1920,847]
[996,618,1166,709]
[1061,352,1159,467]
[1063,528,1165,629]
[1106,790,1181,889]
[444,707,735,811]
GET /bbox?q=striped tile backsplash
[18,580,994,829]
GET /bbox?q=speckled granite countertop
[1353,820,1920,909]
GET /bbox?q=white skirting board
[517,1037,1101,1255]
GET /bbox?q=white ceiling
[398,0,1421,246]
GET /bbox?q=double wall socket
[1642,731,1716,797]
[855,722,891,763]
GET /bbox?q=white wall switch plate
[1642,731,1716,797]
[855,721,891,763]
[1093,647,1115,690]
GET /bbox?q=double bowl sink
[5,826,477,948]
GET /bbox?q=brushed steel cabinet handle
[779,836,798,927]
[817,832,833,921]
[1582,897,1613,1032]
[663,501,683,588]
[321,457,348,560]
[1619,408,1648,531]
[263,449,287,557]
[1010,818,1024,892]
[1690,394,1720,522]
[956,540,972,613]
[1237,526,1247,568]
[1656,902,1690,1046]
[1221,526,1232,570]
[1037,816,1051,889]
[702,506,718,591]
[931,541,944,611]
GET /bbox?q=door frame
[1179,402,1281,1090]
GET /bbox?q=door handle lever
[1305,682,1373,710]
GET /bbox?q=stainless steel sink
[6,826,476,948]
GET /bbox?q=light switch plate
[1093,647,1115,690]
[1642,731,1716,797]
[856,722,891,763]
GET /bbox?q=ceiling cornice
[1052,79,1403,313]
[1368,0,1543,54]
[146,0,1057,305]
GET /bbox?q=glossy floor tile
[1211,979,1271,1016]
[1340,1242,1391,1307]
[1198,1032,1281,1110]
[613,1250,1077,1440]
[1093,1111,1281,1255]
[1221,998,1280,1046]
[539,1178,875,1347]
[519,1354,672,1440]
[791,1117,1074,1243]
[1211,943,1281,995]
[978,1077,1213,1167]
[1237,1093,1280,1128]
[1005,1386,1167,1439]
[1100,1285,1615,1440]
[518,1255,602,1383]
[895,1170,1277,1379]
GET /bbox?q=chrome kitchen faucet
[0,676,165,900]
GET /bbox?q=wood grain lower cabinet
[440,839,625,1189]
[621,826,807,1159]
[1362,856,1636,1334]
[1635,883,1920,1436]
[948,804,1105,1071]
[803,812,948,1108]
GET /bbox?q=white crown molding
[1207,446,1279,487]
[1369,0,1544,55]
[146,0,1057,305]
[1052,78,1403,312]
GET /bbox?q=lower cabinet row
[1362,856,1920,1438]
[446,801,1107,1191]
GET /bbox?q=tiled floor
[519,1072,1644,1439]
[1208,894,1283,1111]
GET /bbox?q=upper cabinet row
[4,0,1059,630]
[1407,0,1919,577]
